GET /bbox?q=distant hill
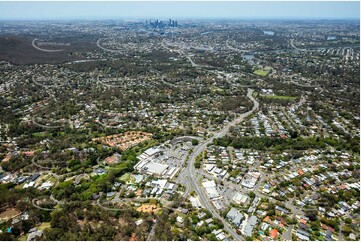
[0,34,97,65]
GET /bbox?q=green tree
[194,161,201,168]
[192,139,199,146]
[342,225,352,236]
[305,209,318,221]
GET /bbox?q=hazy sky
[0,1,359,20]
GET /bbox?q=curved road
[186,88,259,240]
[97,196,177,212]
[32,75,64,88]
[96,119,124,129]
[96,75,124,88]
[32,198,56,211]
[289,80,318,88]
[31,116,65,129]
[97,39,127,55]
[32,38,64,52]
[31,156,53,170]
[290,39,307,52]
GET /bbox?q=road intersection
[180,88,259,240]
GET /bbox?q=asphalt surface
[185,88,259,240]
[32,38,64,52]
[96,39,125,54]
[290,39,307,51]
[284,224,294,240]
[31,116,65,129]
[147,219,158,241]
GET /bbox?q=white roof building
[135,219,144,226]
[39,181,53,190]
[232,192,248,204]
[216,232,226,240]
[23,181,35,188]
[190,196,203,208]
[140,161,169,176]
[202,180,220,199]
[144,147,161,157]
[152,179,168,189]
[202,180,217,188]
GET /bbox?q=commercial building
[232,192,248,204]
[243,215,258,237]
[226,207,244,227]
[134,147,179,178]
[202,180,220,199]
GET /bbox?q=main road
[185,88,259,240]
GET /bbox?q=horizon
[0,1,359,21]
[0,16,360,21]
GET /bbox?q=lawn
[32,132,47,138]
[265,95,298,101]
[254,66,272,77]
[119,172,131,182]
[253,69,270,76]
[211,86,223,93]
[15,184,24,189]
[47,176,57,184]
[18,234,27,241]
[38,222,51,230]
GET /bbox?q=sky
[0,1,359,20]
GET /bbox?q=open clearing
[0,209,20,221]
[18,234,27,241]
[38,222,51,230]
[265,95,298,101]
[136,204,158,213]
[119,172,131,182]
[254,66,272,76]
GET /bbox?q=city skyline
[0,1,359,20]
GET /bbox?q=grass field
[254,66,272,77]
[18,235,27,241]
[119,172,131,182]
[32,132,48,138]
[38,222,51,230]
[265,95,298,101]
[211,86,223,93]
[47,176,57,184]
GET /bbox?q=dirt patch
[136,204,157,213]
[130,233,137,241]
[77,219,86,228]
[0,208,21,222]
